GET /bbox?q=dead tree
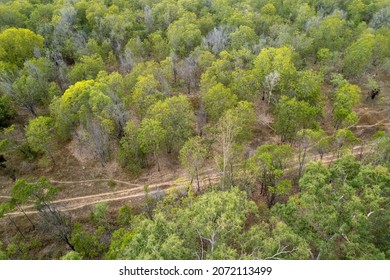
[263,71,280,104]
[37,202,75,251]
[204,26,229,55]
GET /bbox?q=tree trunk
[46,148,56,167]
[229,162,234,187]
[7,215,26,239]
[298,145,307,178]
[154,152,161,172]
[195,167,200,193]
[16,204,35,230]
[65,239,75,251]
[26,104,37,117]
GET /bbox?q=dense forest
[0,0,389,260]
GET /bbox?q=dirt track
[5,173,221,216]
[4,141,380,218]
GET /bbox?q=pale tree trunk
[154,152,161,172]
[15,204,35,230]
[264,71,280,104]
[195,167,200,193]
[298,140,308,178]
[221,124,233,189]
[6,215,26,239]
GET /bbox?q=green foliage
[86,39,112,60]
[0,0,389,261]
[137,119,166,155]
[118,120,144,173]
[317,48,333,64]
[1,57,56,116]
[274,157,389,259]
[297,128,331,160]
[109,188,258,260]
[333,82,361,129]
[255,3,282,34]
[269,23,314,58]
[109,215,190,260]
[5,237,41,260]
[309,12,350,53]
[147,95,195,152]
[240,218,310,260]
[167,14,202,57]
[0,242,7,260]
[295,3,316,29]
[137,118,167,171]
[106,228,132,260]
[148,31,170,61]
[225,101,257,143]
[372,29,390,70]
[0,94,14,127]
[179,136,208,191]
[246,144,293,207]
[293,70,323,106]
[69,54,106,84]
[0,28,44,67]
[214,101,257,188]
[71,223,109,259]
[254,46,297,99]
[18,141,40,161]
[11,177,57,209]
[61,251,83,260]
[231,69,260,101]
[332,129,361,157]
[89,202,109,226]
[274,96,319,142]
[125,37,147,64]
[20,58,55,90]
[0,3,26,29]
[202,83,238,122]
[200,51,234,92]
[179,188,257,259]
[131,74,164,119]
[25,116,56,164]
[54,78,128,161]
[117,205,132,227]
[343,33,376,77]
[56,80,104,129]
[369,131,390,167]
[368,207,390,258]
[229,26,258,50]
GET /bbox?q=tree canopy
[0,0,389,261]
